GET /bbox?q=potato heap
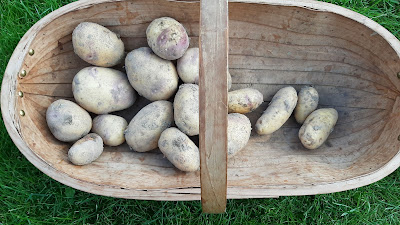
[46,18,337,171]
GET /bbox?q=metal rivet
[397,72,400,79]
[20,70,27,78]
[19,110,25,116]
[28,49,35,56]
[18,91,24,97]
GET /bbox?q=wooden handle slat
[199,0,229,214]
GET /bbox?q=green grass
[1,0,400,224]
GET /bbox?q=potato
[295,86,319,124]
[92,115,128,146]
[299,108,338,149]
[125,47,178,101]
[228,113,252,157]
[46,99,92,142]
[256,86,298,135]
[68,133,104,165]
[146,17,189,60]
[177,47,232,90]
[158,127,200,172]
[228,88,263,114]
[174,84,199,136]
[125,101,173,152]
[72,67,136,114]
[72,22,124,67]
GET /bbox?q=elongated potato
[299,108,338,150]
[146,17,189,60]
[228,113,252,157]
[125,101,173,152]
[295,86,319,124]
[46,99,92,142]
[158,127,200,172]
[177,47,232,90]
[228,88,263,114]
[92,115,128,146]
[125,47,179,101]
[72,22,124,67]
[174,84,199,136]
[72,67,136,114]
[68,133,104,165]
[256,86,298,135]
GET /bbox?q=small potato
[256,86,298,135]
[125,47,178,101]
[72,67,136,114]
[68,133,104,165]
[228,113,252,157]
[299,108,338,150]
[125,101,173,152]
[146,17,189,60]
[174,84,199,136]
[158,127,200,172]
[46,99,92,142]
[228,88,263,114]
[295,86,319,124]
[92,115,128,146]
[177,47,232,90]
[72,22,124,67]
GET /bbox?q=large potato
[174,84,199,136]
[68,133,104,165]
[92,115,128,146]
[228,88,263,114]
[125,47,178,101]
[256,86,298,135]
[299,108,338,150]
[177,47,232,90]
[72,67,136,114]
[295,86,319,124]
[146,17,189,60]
[125,101,173,152]
[158,128,200,172]
[46,99,92,142]
[228,113,252,157]
[72,22,124,67]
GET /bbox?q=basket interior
[15,0,400,197]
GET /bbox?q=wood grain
[1,0,400,202]
[199,0,228,213]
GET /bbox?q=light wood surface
[1,0,400,201]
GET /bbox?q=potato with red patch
[72,67,137,114]
[146,17,189,60]
[72,22,124,67]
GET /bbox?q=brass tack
[20,70,27,78]
[397,72,400,79]
[28,49,35,56]
[18,91,24,98]
[19,110,25,117]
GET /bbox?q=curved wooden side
[1,0,400,200]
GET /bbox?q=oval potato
[146,17,189,60]
[228,113,252,157]
[92,115,128,146]
[125,47,179,101]
[68,133,104,165]
[46,99,92,142]
[174,84,199,136]
[158,127,200,172]
[256,86,298,135]
[125,101,173,152]
[228,88,263,114]
[72,22,124,67]
[295,86,319,124]
[72,67,137,114]
[299,108,338,150]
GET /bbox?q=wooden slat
[199,0,229,213]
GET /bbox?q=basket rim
[1,0,400,200]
